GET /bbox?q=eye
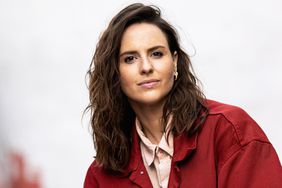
[124,56,137,64]
[151,51,163,58]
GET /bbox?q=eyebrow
[119,45,166,57]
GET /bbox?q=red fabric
[84,100,282,188]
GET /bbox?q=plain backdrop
[0,0,281,187]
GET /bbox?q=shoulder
[200,99,272,170]
[84,160,114,183]
[204,99,269,145]
[84,160,99,187]
[84,160,133,187]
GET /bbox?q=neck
[131,102,165,144]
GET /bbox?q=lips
[137,79,160,89]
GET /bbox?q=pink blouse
[135,118,174,188]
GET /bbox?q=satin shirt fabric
[136,117,174,188]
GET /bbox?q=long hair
[85,3,208,173]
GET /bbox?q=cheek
[120,75,128,91]
[163,63,175,91]
[119,68,134,93]
[169,65,175,78]
[161,62,175,81]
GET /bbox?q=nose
[139,56,153,75]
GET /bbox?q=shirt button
[140,171,144,175]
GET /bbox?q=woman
[84,3,282,188]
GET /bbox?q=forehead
[120,23,169,53]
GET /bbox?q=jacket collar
[123,125,153,187]
[122,125,198,187]
[125,124,143,174]
[172,131,198,162]
[125,124,198,174]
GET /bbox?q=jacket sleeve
[218,140,282,188]
[84,162,99,188]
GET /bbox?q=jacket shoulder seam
[219,140,272,173]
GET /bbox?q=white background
[0,0,281,187]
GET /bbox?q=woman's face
[119,23,177,107]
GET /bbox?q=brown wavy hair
[85,3,208,173]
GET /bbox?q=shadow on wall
[0,152,42,188]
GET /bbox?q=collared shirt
[135,117,173,188]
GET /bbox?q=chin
[131,94,168,106]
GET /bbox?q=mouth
[137,79,160,88]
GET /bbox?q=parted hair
[85,3,208,173]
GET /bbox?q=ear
[173,51,178,68]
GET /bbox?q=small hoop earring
[174,71,178,80]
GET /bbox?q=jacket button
[174,166,180,172]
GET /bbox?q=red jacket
[84,100,282,187]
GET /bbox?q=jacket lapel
[168,131,198,188]
[173,132,198,162]
[125,125,153,188]
[125,123,198,188]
